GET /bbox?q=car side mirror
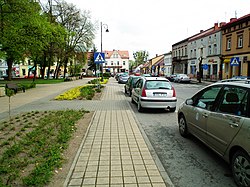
[186,98,193,105]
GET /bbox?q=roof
[105,50,129,59]
[222,13,250,29]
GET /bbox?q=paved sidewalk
[64,78,173,187]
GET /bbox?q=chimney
[200,30,203,33]
[156,54,158,57]
[230,18,237,22]
[214,23,219,29]
[219,22,226,27]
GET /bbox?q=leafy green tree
[0,0,45,80]
[133,50,149,68]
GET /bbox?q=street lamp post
[100,22,109,80]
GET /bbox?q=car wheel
[131,96,135,104]
[128,89,132,97]
[231,150,250,187]
[169,107,176,112]
[137,101,143,112]
[125,87,127,94]
[178,114,188,137]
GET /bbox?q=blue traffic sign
[94,52,105,64]
[202,64,208,70]
[230,57,240,66]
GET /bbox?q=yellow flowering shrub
[55,84,93,100]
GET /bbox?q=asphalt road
[122,82,237,187]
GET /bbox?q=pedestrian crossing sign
[94,52,105,64]
[230,57,240,66]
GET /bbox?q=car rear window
[145,80,172,89]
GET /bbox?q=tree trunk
[7,56,14,81]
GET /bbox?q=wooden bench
[5,83,25,94]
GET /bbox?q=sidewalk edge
[63,111,96,187]
[128,104,175,187]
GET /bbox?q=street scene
[0,0,249,187]
[0,77,245,187]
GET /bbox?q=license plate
[154,93,167,97]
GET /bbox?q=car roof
[141,77,169,81]
[210,80,250,88]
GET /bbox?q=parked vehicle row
[119,73,250,186]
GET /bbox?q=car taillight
[141,87,147,97]
[172,87,176,97]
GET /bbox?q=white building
[103,49,129,73]
[163,52,172,75]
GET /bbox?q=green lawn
[0,78,64,85]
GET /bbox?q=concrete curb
[128,103,175,187]
[63,111,97,187]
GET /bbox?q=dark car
[124,75,141,96]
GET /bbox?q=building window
[181,49,183,56]
[213,44,217,54]
[185,48,187,56]
[123,61,125,65]
[190,50,193,58]
[111,62,113,65]
[194,49,196,58]
[117,61,119,65]
[208,45,212,55]
[227,38,231,50]
[237,35,243,48]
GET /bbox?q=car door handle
[202,113,208,118]
[229,122,239,128]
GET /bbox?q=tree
[52,0,96,77]
[133,50,149,67]
[0,0,47,80]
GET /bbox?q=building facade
[187,23,222,80]
[103,50,129,73]
[221,14,250,79]
[163,52,172,76]
[172,38,188,74]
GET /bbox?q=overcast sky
[65,0,249,59]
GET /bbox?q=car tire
[125,87,127,94]
[137,101,143,112]
[178,114,188,137]
[169,107,176,112]
[131,96,135,104]
[231,150,250,187]
[128,90,132,97]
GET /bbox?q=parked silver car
[178,81,250,187]
[131,77,177,112]
[174,74,191,83]
[118,73,129,84]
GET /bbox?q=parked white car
[131,77,177,112]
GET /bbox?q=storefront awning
[154,58,164,66]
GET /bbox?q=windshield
[145,80,172,89]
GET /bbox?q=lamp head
[105,28,109,32]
